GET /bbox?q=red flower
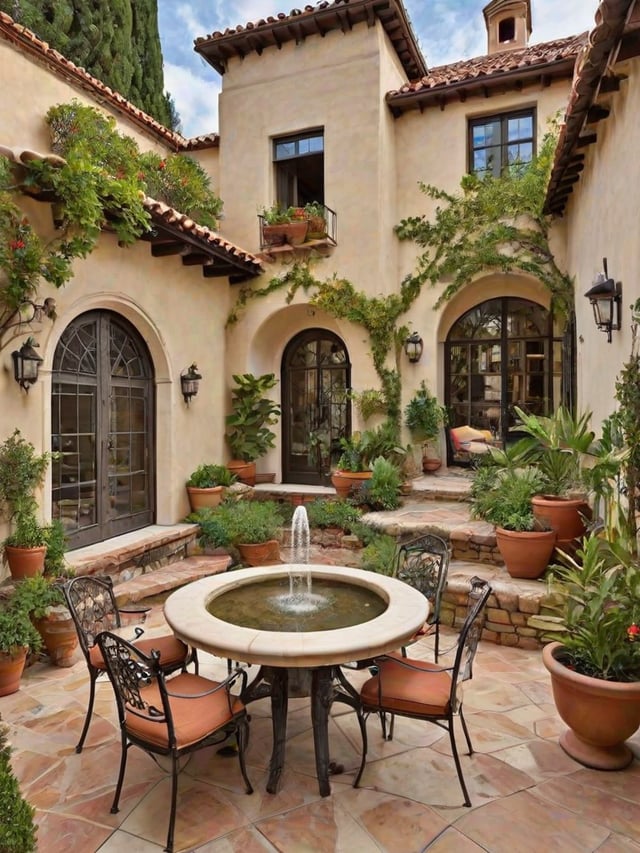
[9,239,25,251]
[627,623,640,641]
[137,172,146,181]
[158,160,166,170]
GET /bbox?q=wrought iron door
[282,330,350,484]
[51,311,155,547]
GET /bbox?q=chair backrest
[394,533,450,622]
[450,576,491,709]
[63,576,121,658]
[97,630,169,739]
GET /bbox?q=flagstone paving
[3,599,640,853]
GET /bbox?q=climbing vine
[395,123,574,320]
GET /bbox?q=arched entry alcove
[50,310,155,547]
[281,329,350,484]
[445,297,566,451]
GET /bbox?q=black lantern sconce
[12,336,43,392]
[404,331,424,364]
[180,363,202,405]
[584,258,622,344]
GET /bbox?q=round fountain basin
[164,564,430,668]
[208,576,387,632]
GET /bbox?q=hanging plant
[138,151,223,229]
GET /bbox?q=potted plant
[214,499,284,566]
[184,507,232,554]
[10,575,78,667]
[470,461,555,578]
[185,464,237,512]
[404,381,448,473]
[225,373,281,486]
[331,424,406,499]
[356,457,403,511]
[0,600,42,696]
[0,722,37,851]
[259,203,307,246]
[303,201,327,239]
[537,533,640,770]
[0,430,53,580]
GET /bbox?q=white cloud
[163,62,220,138]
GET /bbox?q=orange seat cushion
[360,656,452,717]
[125,673,245,749]
[88,634,188,671]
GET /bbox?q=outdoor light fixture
[12,336,43,392]
[404,331,424,364]
[584,258,622,343]
[180,363,202,405]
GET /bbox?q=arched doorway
[51,311,155,547]
[282,329,350,484]
[445,298,565,453]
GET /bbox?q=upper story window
[274,130,324,207]
[469,110,535,178]
[498,17,516,43]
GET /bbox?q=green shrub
[215,499,285,545]
[10,575,66,620]
[367,457,402,510]
[0,721,37,852]
[185,508,231,549]
[304,499,362,532]
[360,533,397,575]
[186,464,236,488]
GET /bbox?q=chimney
[483,0,532,54]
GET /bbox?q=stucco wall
[560,56,640,431]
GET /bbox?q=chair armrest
[165,666,249,700]
[118,606,150,626]
[374,654,453,675]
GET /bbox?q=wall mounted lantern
[12,336,43,392]
[584,259,622,343]
[404,331,424,364]
[180,363,202,405]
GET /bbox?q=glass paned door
[282,330,350,484]
[51,311,154,547]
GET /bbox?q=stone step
[113,554,230,605]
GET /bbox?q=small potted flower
[258,203,307,246]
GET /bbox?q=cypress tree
[0,0,178,129]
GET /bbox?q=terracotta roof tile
[0,11,216,151]
[390,33,587,97]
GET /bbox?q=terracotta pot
[495,527,556,579]
[186,485,224,512]
[33,608,79,667]
[0,647,28,696]
[4,545,46,580]
[531,496,591,546]
[237,539,281,566]
[330,470,372,500]
[542,642,640,770]
[422,456,442,473]
[227,460,256,486]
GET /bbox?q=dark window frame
[468,108,536,178]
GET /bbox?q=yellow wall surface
[560,56,640,431]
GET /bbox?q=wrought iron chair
[393,533,450,661]
[63,575,196,753]
[354,577,491,807]
[96,630,253,853]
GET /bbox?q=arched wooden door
[445,297,565,454]
[282,329,350,485]
[51,311,155,548]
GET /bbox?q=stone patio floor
[4,597,640,853]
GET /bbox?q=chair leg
[448,716,471,807]
[191,648,199,675]
[110,736,129,815]
[434,622,440,663]
[75,667,99,753]
[236,717,253,794]
[166,753,179,853]
[353,711,369,788]
[459,705,474,755]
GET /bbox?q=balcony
[258,204,337,255]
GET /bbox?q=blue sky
[157,0,599,138]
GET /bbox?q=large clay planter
[237,540,281,566]
[227,460,256,486]
[33,607,79,667]
[0,647,28,696]
[330,470,372,500]
[542,642,640,770]
[422,456,442,474]
[186,485,224,512]
[4,545,46,580]
[532,496,591,546]
[495,527,556,579]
